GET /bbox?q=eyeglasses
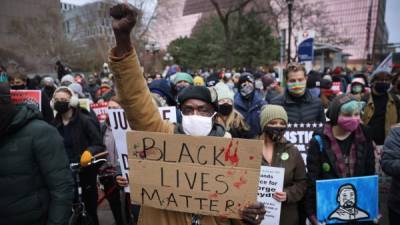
[181,105,215,117]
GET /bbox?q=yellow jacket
[109,49,246,225]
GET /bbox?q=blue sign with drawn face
[316,176,378,224]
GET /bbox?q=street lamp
[163,53,174,65]
[145,41,160,54]
[287,0,294,63]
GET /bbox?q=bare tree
[6,5,68,72]
[269,0,353,47]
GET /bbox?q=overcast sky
[62,0,400,43]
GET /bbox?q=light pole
[287,0,294,64]
[163,52,174,65]
[145,41,160,74]
[145,41,160,54]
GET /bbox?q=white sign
[257,166,285,225]
[107,107,178,192]
[158,106,177,123]
[108,109,132,193]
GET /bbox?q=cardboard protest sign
[284,122,324,163]
[126,131,263,218]
[107,109,132,193]
[257,166,285,225]
[316,176,378,224]
[158,106,177,123]
[10,90,42,111]
[79,98,91,112]
[91,102,109,123]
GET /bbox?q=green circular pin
[322,163,331,172]
[281,152,289,161]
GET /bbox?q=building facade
[61,0,117,48]
[61,2,78,13]
[149,0,389,67]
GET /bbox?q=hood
[6,105,42,135]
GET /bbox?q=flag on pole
[373,53,393,74]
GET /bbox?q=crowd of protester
[1,3,400,225]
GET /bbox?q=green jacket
[0,106,74,225]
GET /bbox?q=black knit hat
[238,72,254,88]
[177,85,218,110]
[327,94,356,125]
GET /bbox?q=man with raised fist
[108,3,266,225]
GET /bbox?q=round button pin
[322,162,331,172]
[281,152,289,161]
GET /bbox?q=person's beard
[343,200,355,209]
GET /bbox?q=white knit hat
[214,82,234,101]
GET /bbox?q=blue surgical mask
[309,87,320,98]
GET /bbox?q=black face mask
[264,126,286,142]
[11,84,26,90]
[54,101,70,114]
[374,82,390,94]
[0,104,17,137]
[218,103,233,116]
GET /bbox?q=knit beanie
[259,105,288,129]
[68,83,84,98]
[61,74,75,85]
[206,73,220,87]
[177,85,217,110]
[149,79,175,106]
[214,82,234,102]
[238,72,255,89]
[173,72,193,85]
[262,74,275,88]
[327,94,356,125]
[193,76,205,86]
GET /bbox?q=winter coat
[305,125,375,217]
[0,105,74,225]
[362,92,399,138]
[54,107,105,163]
[261,142,307,225]
[381,125,400,214]
[234,91,267,138]
[270,90,326,124]
[109,49,247,225]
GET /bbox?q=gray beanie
[260,105,288,129]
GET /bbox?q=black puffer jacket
[54,107,105,163]
[381,126,400,214]
[0,106,74,225]
[305,125,375,217]
[270,90,326,123]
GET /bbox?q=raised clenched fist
[110,4,138,56]
[110,3,138,36]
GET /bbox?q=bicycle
[69,151,108,225]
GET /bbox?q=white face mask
[255,80,263,90]
[182,113,215,136]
